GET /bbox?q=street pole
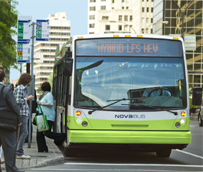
[28,22,35,148]
[19,63,22,74]
[162,0,166,35]
[172,0,194,39]
[27,63,30,74]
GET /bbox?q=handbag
[32,111,38,126]
[34,104,49,132]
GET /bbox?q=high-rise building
[153,0,203,88]
[34,12,71,90]
[88,0,154,34]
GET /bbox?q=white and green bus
[53,34,201,158]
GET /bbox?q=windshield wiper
[88,97,142,115]
[134,104,178,116]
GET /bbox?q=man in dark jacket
[0,71,24,172]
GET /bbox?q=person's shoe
[38,149,48,153]
[16,154,31,159]
[38,146,48,153]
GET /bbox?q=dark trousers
[36,120,65,152]
[0,129,19,172]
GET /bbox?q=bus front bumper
[68,130,191,144]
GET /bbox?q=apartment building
[153,0,203,88]
[33,12,71,90]
[88,0,154,34]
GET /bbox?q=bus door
[63,53,73,143]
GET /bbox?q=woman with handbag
[36,82,66,152]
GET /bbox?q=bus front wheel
[156,149,171,158]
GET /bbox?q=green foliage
[0,0,18,70]
[189,97,193,109]
[189,87,192,94]
[54,37,72,64]
[55,45,60,58]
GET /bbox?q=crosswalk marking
[64,162,203,168]
[175,149,203,160]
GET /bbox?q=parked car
[190,87,203,127]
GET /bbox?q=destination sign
[97,43,158,53]
[76,38,182,57]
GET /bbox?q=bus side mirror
[66,51,72,57]
[63,59,73,76]
[192,87,202,106]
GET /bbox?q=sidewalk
[2,125,64,170]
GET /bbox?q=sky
[10,0,88,81]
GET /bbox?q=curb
[2,125,64,170]
[18,156,64,169]
[2,156,64,170]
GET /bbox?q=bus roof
[54,34,185,66]
[73,34,183,43]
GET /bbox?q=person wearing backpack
[0,71,24,172]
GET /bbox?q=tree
[0,0,18,70]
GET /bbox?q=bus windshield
[74,38,186,111]
[74,56,186,110]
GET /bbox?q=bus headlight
[175,122,180,128]
[180,119,185,124]
[76,118,82,123]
